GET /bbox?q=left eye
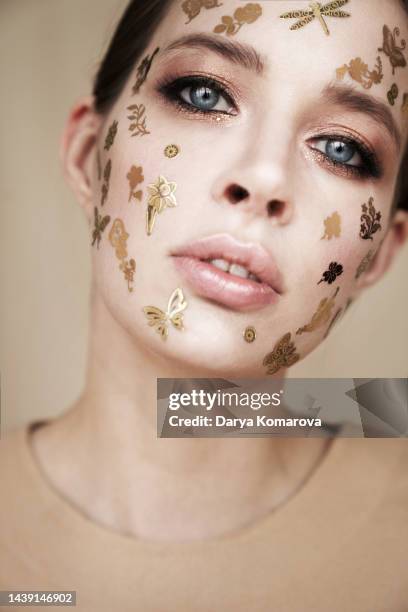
[311,138,362,166]
[179,83,233,113]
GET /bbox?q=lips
[170,234,284,311]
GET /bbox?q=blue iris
[189,86,220,110]
[326,140,355,163]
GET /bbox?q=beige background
[0,0,407,433]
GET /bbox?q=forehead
[153,0,408,141]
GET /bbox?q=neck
[34,290,331,542]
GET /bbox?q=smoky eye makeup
[306,133,383,179]
[155,73,239,117]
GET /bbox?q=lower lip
[172,257,280,310]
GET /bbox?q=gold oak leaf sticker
[263,333,300,375]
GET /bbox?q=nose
[212,160,294,225]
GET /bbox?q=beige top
[0,421,408,612]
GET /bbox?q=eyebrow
[163,33,265,74]
[321,83,401,150]
[162,35,401,150]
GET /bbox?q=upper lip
[170,233,284,293]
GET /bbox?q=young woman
[1,1,407,610]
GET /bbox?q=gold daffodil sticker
[146,175,178,236]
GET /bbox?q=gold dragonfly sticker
[143,288,187,341]
[280,0,350,36]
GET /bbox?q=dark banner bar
[157,378,408,438]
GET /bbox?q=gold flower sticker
[108,218,136,291]
[214,3,262,36]
[336,56,383,89]
[146,175,178,236]
[127,165,144,203]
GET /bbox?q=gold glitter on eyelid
[143,288,187,341]
[127,165,144,203]
[127,104,150,137]
[164,144,180,158]
[280,0,350,37]
[387,83,399,106]
[378,25,406,75]
[108,218,136,292]
[146,175,178,236]
[336,56,383,89]
[132,48,160,95]
[359,197,382,240]
[213,3,262,36]
[263,333,300,375]
[296,287,340,335]
[91,207,111,250]
[182,0,223,25]
[100,159,112,207]
[244,326,256,343]
[104,120,118,151]
[321,211,341,240]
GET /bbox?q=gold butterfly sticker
[378,25,406,75]
[143,288,187,341]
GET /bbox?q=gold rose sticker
[182,0,223,25]
[214,3,262,36]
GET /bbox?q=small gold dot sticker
[244,326,256,343]
[164,144,180,158]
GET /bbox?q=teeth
[229,263,250,279]
[210,258,230,272]
[208,258,260,282]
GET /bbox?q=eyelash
[156,74,238,116]
[307,135,381,179]
[156,75,381,179]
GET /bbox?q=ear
[60,96,103,221]
[356,208,408,289]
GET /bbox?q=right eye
[158,76,238,116]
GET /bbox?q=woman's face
[90,0,408,375]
